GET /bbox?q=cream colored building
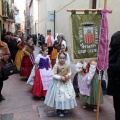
[37,0,120,61]
[97,0,120,39]
[29,0,38,35]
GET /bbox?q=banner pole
[96,71,102,120]
[96,1,107,120]
[104,0,107,9]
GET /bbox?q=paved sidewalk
[0,47,115,120]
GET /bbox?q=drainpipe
[54,10,55,39]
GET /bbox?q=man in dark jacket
[107,31,120,120]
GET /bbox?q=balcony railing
[2,0,14,20]
[9,9,14,19]
[2,0,9,17]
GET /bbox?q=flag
[84,33,94,44]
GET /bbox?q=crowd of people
[0,29,120,120]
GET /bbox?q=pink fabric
[80,73,90,96]
[40,68,53,90]
[97,9,112,71]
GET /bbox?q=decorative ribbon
[97,9,112,71]
[30,54,35,65]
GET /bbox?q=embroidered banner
[72,13,102,59]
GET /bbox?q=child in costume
[79,60,103,112]
[56,44,70,65]
[44,52,77,117]
[73,61,87,97]
[32,45,53,97]
[27,46,42,85]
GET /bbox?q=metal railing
[2,0,14,19]
[2,0,8,16]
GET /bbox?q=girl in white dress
[44,52,77,117]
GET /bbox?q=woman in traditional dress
[14,34,26,70]
[20,36,34,78]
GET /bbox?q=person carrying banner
[45,30,54,55]
[79,60,103,112]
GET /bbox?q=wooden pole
[96,1,107,120]
[104,0,107,9]
[96,71,102,120]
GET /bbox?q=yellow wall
[0,0,2,39]
[0,0,2,15]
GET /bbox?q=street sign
[48,11,54,22]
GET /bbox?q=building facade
[24,0,30,36]
[3,0,15,32]
[29,0,38,35]
[37,0,120,61]
[0,0,15,39]
[38,0,93,61]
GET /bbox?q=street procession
[0,0,120,120]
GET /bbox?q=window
[92,0,96,9]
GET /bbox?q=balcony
[9,9,14,19]
[1,0,14,20]
[1,0,9,18]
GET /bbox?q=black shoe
[0,95,5,100]
[63,110,69,114]
[76,93,79,97]
[57,110,64,117]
